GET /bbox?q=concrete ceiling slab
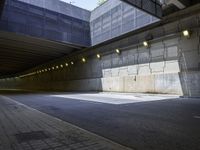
[0,31,83,77]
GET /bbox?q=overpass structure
[0,0,200,97]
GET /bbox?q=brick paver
[0,96,132,150]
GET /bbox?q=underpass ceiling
[0,31,83,77]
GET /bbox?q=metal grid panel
[18,0,91,22]
[0,0,91,46]
[91,0,159,45]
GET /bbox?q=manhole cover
[15,131,49,143]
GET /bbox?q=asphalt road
[3,92,200,150]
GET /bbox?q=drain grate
[15,131,49,143]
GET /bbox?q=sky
[60,0,99,11]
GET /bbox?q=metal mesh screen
[90,0,159,45]
[0,0,91,47]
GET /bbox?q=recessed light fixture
[115,49,120,54]
[143,41,149,47]
[60,64,63,68]
[97,54,101,59]
[65,63,69,67]
[82,58,86,63]
[182,30,191,38]
[71,61,74,65]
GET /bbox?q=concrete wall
[0,8,200,97]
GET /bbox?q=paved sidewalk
[0,96,132,150]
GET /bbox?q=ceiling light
[65,63,69,67]
[52,67,55,70]
[56,66,59,69]
[48,68,51,71]
[60,64,63,68]
[71,61,74,65]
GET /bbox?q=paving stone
[0,96,132,150]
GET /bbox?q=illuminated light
[48,68,51,71]
[71,61,74,65]
[45,69,47,72]
[56,66,59,69]
[52,67,55,70]
[65,63,69,67]
[97,54,101,59]
[182,30,190,38]
[115,49,120,54]
[60,64,63,68]
[82,58,86,63]
[143,41,149,47]
[42,70,44,72]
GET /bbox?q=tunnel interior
[0,1,200,150]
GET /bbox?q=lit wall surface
[0,0,91,47]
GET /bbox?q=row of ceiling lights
[37,55,99,74]
[36,29,191,74]
[0,30,191,80]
